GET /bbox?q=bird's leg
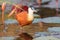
[16,25,23,34]
[38,22,44,31]
[3,25,8,32]
[19,27,25,34]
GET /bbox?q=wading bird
[8,4,37,33]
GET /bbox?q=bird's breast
[15,11,33,26]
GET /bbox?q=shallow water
[33,17,60,23]
[4,19,18,24]
[0,37,15,40]
[5,17,60,24]
[42,0,60,8]
[42,17,60,23]
[48,27,60,32]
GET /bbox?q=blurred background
[0,0,60,40]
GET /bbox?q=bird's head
[28,6,38,14]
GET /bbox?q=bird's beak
[33,9,39,13]
[2,2,6,11]
[33,9,38,12]
[31,7,38,13]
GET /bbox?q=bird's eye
[29,6,34,10]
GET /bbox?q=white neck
[27,7,34,21]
